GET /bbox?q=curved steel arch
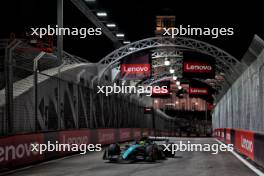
[151,49,183,59]
[97,37,246,86]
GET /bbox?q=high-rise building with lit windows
[152,13,208,112]
[155,15,175,36]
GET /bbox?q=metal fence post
[57,61,66,130]
[33,51,45,132]
[76,69,86,129]
[4,40,21,135]
[57,0,63,63]
[152,99,156,138]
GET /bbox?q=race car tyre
[145,145,158,162]
[108,143,121,156]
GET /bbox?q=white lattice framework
[97,37,246,95]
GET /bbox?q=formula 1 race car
[103,137,174,163]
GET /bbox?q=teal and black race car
[103,137,174,163]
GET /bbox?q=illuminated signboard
[183,52,215,78]
[183,61,215,78]
[189,87,209,95]
[183,62,213,73]
[120,53,151,80]
[121,64,151,75]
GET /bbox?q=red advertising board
[58,130,92,155]
[183,62,213,73]
[119,128,132,142]
[235,130,254,160]
[142,129,149,137]
[97,129,116,145]
[220,129,225,141]
[133,128,142,139]
[225,128,231,144]
[120,53,151,80]
[121,64,151,75]
[183,60,215,79]
[189,87,209,95]
[0,134,44,167]
[59,130,91,145]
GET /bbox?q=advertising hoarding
[120,53,151,80]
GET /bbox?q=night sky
[1,0,263,62]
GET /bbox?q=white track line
[215,139,264,176]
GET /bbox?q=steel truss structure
[0,40,172,135]
[0,35,255,136]
[97,37,247,99]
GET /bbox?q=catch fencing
[212,36,264,132]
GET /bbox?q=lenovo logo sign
[121,64,151,75]
[189,87,208,95]
[98,130,115,144]
[184,62,213,73]
[62,135,89,145]
[0,142,40,163]
[241,136,253,153]
[235,131,254,160]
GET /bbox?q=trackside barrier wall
[0,128,174,170]
[212,45,264,132]
[214,128,264,167]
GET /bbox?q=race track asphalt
[3,138,257,176]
